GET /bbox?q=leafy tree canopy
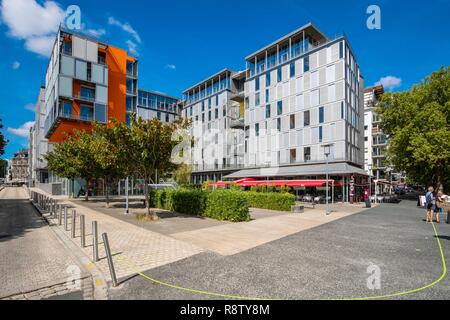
[376,66,450,190]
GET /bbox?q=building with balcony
[43,27,138,144]
[33,27,139,195]
[220,23,366,201]
[29,87,49,186]
[137,89,182,123]
[364,85,389,179]
[182,69,246,183]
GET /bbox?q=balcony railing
[73,93,95,103]
[192,163,245,173]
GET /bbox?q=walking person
[435,191,446,224]
[425,187,435,223]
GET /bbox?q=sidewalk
[171,204,372,256]
[30,188,204,285]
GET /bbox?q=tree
[173,164,192,186]
[91,120,130,208]
[376,66,450,190]
[128,115,189,218]
[45,130,98,200]
[0,119,8,157]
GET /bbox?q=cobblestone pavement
[0,187,90,300]
[31,188,204,284]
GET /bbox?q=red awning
[211,178,341,188]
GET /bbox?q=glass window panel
[61,56,75,76]
[75,60,87,81]
[94,103,107,123]
[96,85,107,104]
[59,76,73,98]
[92,64,104,84]
[80,105,93,121]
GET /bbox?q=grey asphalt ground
[110,200,450,300]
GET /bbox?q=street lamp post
[323,144,334,216]
[368,164,373,206]
[124,177,129,215]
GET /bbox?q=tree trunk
[144,177,150,217]
[84,178,89,201]
[105,177,110,208]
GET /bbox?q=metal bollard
[92,221,99,262]
[71,210,76,238]
[64,206,68,231]
[80,215,85,248]
[58,205,63,226]
[102,233,118,287]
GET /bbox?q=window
[339,41,344,59]
[290,149,297,164]
[126,96,133,111]
[255,93,260,106]
[94,103,107,123]
[266,72,271,87]
[215,109,219,119]
[364,125,368,131]
[208,111,211,121]
[62,101,72,117]
[290,114,296,129]
[304,56,310,72]
[265,89,269,103]
[166,113,170,123]
[63,41,72,55]
[80,105,93,121]
[245,97,249,109]
[277,101,283,116]
[202,101,205,112]
[202,113,205,123]
[319,106,324,124]
[319,126,323,143]
[277,67,282,82]
[304,147,311,162]
[223,107,226,117]
[255,123,260,137]
[216,95,219,106]
[341,102,345,119]
[304,110,310,126]
[290,62,295,78]
[255,77,260,91]
[266,104,271,119]
[80,87,95,100]
[189,107,193,116]
[277,118,281,132]
[157,111,161,120]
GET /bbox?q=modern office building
[182,69,246,183]
[33,27,138,195]
[364,85,387,178]
[218,23,367,201]
[137,89,182,124]
[29,87,49,187]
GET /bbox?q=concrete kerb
[29,191,109,300]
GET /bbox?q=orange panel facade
[48,40,134,143]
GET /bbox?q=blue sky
[1,0,449,159]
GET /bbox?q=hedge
[154,188,207,216]
[153,188,250,222]
[204,190,250,222]
[244,192,295,212]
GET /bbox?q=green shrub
[244,192,295,212]
[280,185,289,193]
[154,188,207,215]
[204,190,250,222]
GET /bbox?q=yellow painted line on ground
[115,222,447,300]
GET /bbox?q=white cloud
[375,76,402,90]
[25,35,56,57]
[7,121,35,138]
[0,0,65,57]
[126,40,139,56]
[12,61,20,70]
[24,103,35,112]
[85,28,106,38]
[108,16,141,43]
[166,64,176,70]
